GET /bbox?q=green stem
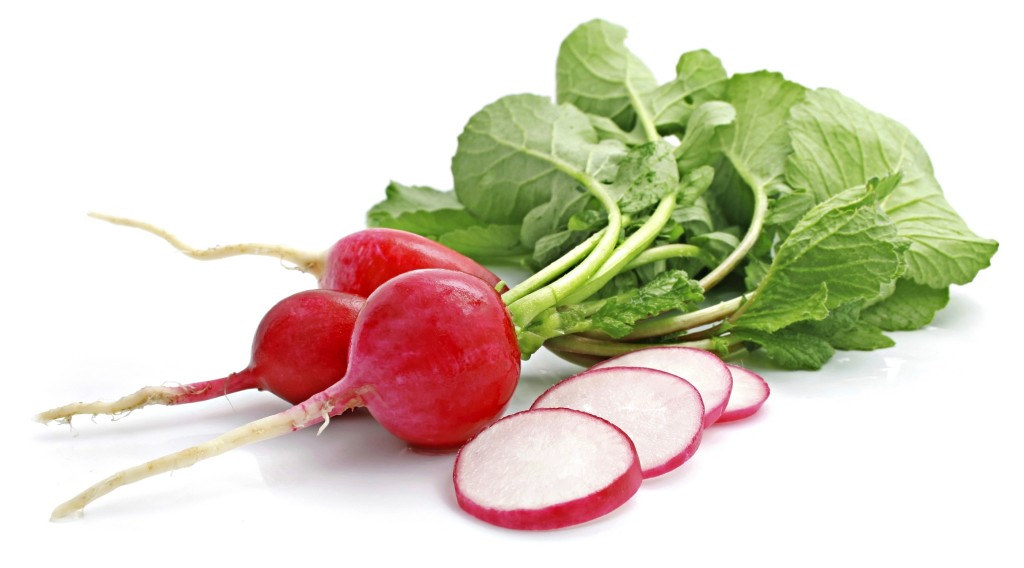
[697,158,768,291]
[623,244,703,271]
[620,293,751,340]
[505,177,622,331]
[502,230,604,305]
[544,334,726,358]
[560,193,677,306]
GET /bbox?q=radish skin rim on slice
[532,366,705,478]
[454,408,642,530]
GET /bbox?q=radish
[89,213,505,296]
[49,268,520,519]
[36,289,364,424]
[717,364,770,423]
[532,366,704,478]
[454,408,642,530]
[592,346,733,428]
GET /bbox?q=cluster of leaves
[368,19,997,370]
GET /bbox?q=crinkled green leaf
[790,302,894,351]
[592,270,704,338]
[452,93,626,224]
[735,180,909,332]
[556,19,658,132]
[786,88,998,287]
[862,279,950,331]
[732,327,835,370]
[612,140,680,214]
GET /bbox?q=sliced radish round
[717,364,770,423]
[593,346,733,428]
[454,408,642,530]
[532,366,704,478]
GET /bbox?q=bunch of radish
[454,346,769,530]
[38,218,770,529]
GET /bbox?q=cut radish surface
[718,364,770,423]
[532,367,704,478]
[454,408,642,530]
[593,347,733,428]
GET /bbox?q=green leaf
[452,93,626,224]
[649,49,729,134]
[520,185,594,249]
[587,113,647,146]
[709,72,807,225]
[366,182,479,237]
[735,181,909,332]
[556,19,658,133]
[861,279,950,331]
[436,224,528,261]
[591,270,704,338]
[790,302,894,351]
[611,140,680,214]
[532,229,591,267]
[675,101,736,172]
[786,88,998,287]
[732,327,835,370]
[689,231,740,266]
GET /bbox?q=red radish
[592,346,733,428]
[532,366,704,478]
[50,269,520,519]
[717,364,770,423]
[454,408,642,530]
[36,289,364,423]
[89,213,505,295]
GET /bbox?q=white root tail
[35,386,181,423]
[49,394,358,520]
[88,212,325,278]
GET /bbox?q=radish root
[88,212,324,278]
[50,391,362,520]
[35,386,182,424]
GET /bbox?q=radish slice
[592,347,733,428]
[454,408,642,530]
[532,367,704,478]
[717,364,770,423]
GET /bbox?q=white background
[3,1,1021,566]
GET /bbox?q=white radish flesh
[532,367,704,478]
[454,408,642,530]
[718,364,770,423]
[593,346,733,428]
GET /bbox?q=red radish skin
[319,228,505,296]
[717,364,770,423]
[454,408,642,530]
[593,347,733,428]
[36,290,364,423]
[49,269,520,519]
[532,366,705,478]
[88,213,505,295]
